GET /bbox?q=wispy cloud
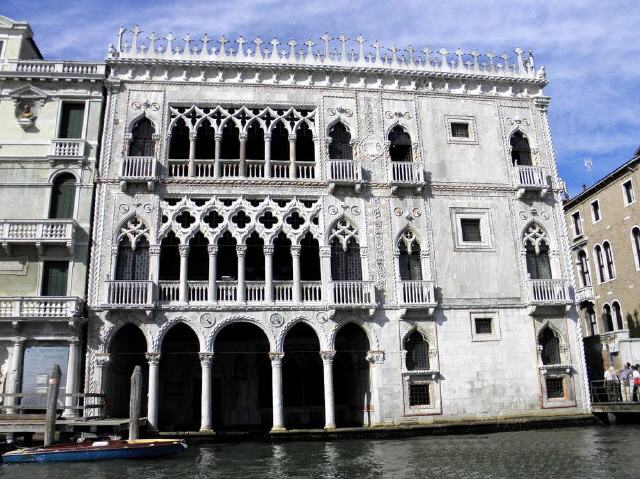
[5,0,639,195]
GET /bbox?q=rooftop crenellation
[109,26,546,81]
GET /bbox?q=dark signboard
[21,344,68,407]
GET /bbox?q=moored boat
[2,439,187,463]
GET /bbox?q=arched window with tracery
[49,173,76,219]
[129,117,155,157]
[330,218,362,281]
[115,217,150,281]
[602,304,614,332]
[405,330,430,370]
[632,227,640,269]
[169,117,190,159]
[295,122,315,162]
[577,250,591,287]
[594,245,606,283]
[271,121,290,163]
[612,301,624,330]
[603,241,616,280]
[220,121,240,159]
[246,121,265,161]
[398,230,422,281]
[328,122,353,160]
[510,131,532,166]
[159,232,180,281]
[217,231,238,280]
[195,119,215,159]
[539,327,561,365]
[523,224,551,280]
[388,125,413,162]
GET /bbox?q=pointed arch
[538,326,561,365]
[403,329,430,371]
[328,120,353,160]
[387,124,413,162]
[523,222,552,280]
[128,114,156,157]
[509,129,533,166]
[396,228,423,281]
[115,215,151,248]
[168,117,190,159]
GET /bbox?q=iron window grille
[409,383,430,406]
[474,318,493,335]
[460,218,482,242]
[545,377,565,399]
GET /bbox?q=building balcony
[105,280,154,309]
[513,165,549,198]
[47,139,86,164]
[0,296,83,321]
[397,280,437,316]
[575,285,595,304]
[118,156,158,191]
[0,60,105,78]
[0,219,76,254]
[166,159,317,180]
[527,278,571,314]
[327,160,363,191]
[330,281,376,309]
[388,162,424,193]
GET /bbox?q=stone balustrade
[331,281,375,308]
[327,160,362,189]
[513,165,548,197]
[0,60,105,77]
[528,279,571,305]
[397,280,436,308]
[0,219,75,253]
[118,156,158,191]
[106,280,154,307]
[166,158,317,180]
[0,297,83,319]
[575,286,594,304]
[388,162,425,191]
[48,139,86,162]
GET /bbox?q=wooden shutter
[42,261,69,296]
[59,103,85,139]
[49,175,76,219]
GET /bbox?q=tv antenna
[584,157,594,186]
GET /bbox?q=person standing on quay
[633,365,640,402]
[604,366,619,402]
[619,363,632,402]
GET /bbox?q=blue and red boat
[2,439,187,463]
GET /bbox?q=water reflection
[2,426,639,479]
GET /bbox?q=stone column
[188,131,197,177]
[264,245,274,303]
[214,133,222,178]
[62,339,80,418]
[239,134,247,177]
[109,245,119,280]
[319,246,333,303]
[93,353,111,418]
[207,245,218,304]
[237,245,247,303]
[288,134,297,179]
[146,352,160,431]
[179,244,189,303]
[291,245,302,303]
[5,338,25,414]
[321,350,336,430]
[360,246,370,280]
[264,134,272,178]
[366,351,385,427]
[270,352,285,432]
[199,353,214,432]
[149,245,161,302]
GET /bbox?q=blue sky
[5,0,639,196]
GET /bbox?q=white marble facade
[84,28,589,431]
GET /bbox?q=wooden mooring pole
[129,365,142,440]
[44,364,62,447]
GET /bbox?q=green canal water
[2,426,640,478]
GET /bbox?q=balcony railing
[48,139,86,162]
[1,60,105,77]
[513,165,548,197]
[575,285,594,304]
[0,219,75,253]
[106,281,153,307]
[388,162,424,191]
[166,159,316,180]
[301,281,323,303]
[327,160,362,189]
[119,156,158,190]
[528,279,571,306]
[397,280,436,308]
[331,281,375,308]
[0,297,82,319]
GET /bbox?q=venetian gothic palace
[0,15,589,433]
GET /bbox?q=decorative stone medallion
[200,313,216,328]
[358,136,384,160]
[315,312,328,324]
[270,313,284,328]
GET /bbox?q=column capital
[94,352,111,367]
[146,352,161,365]
[239,133,248,141]
[290,245,301,256]
[207,245,219,255]
[179,244,190,257]
[111,245,119,256]
[320,350,336,362]
[199,352,214,367]
[534,97,550,112]
[319,246,332,258]
[12,337,26,347]
[269,352,284,365]
[264,133,272,141]
[215,133,223,141]
[149,245,161,256]
[68,337,81,346]
[263,245,274,255]
[236,245,247,256]
[360,246,369,258]
[366,350,385,364]
[189,131,198,141]
[288,134,297,142]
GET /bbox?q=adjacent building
[84,27,589,432]
[0,16,104,415]
[564,152,640,378]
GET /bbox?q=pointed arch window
[328,122,353,160]
[405,330,430,370]
[271,121,290,162]
[330,219,362,281]
[116,236,149,281]
[577,250,591,287]
[129,117,155,156]
[195,119,215,159]
[217,231,238,280]
[612,301,624,330]
[523,224,551,280]
[388,125,413,162]
[295,122,315,162]
[49,173,76,219]
[398,231,422,281]
[246,121,265,160]
[510,131,532,166]
[159,232,180,281]
[539,327,561,365]
[169,118,189,159]
[220,121,240,159]
[602,304,614,332]
[632,227,640,270]
[594,245,606,283]
[603,241,615,280]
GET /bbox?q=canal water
[2,426,640,478]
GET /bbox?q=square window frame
[402,372,441,415]
[56,100,88,140]
[540,370,576,408]
[450,208,494,251]
[590,199,601,224]
[445,115,478,145]
[470,311,501,341]
[622,179,636,207]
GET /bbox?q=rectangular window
[41,261,69,296]
[450,122,469,138]
[623,180,635,205]
[58,102,85,139]
[474,318,493,335]
[572,212,582,236]
[460,218,482,242]
[0,40,5,59]
[591,200,601,223]
[545,377,565,399]
[409,383,430,406]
